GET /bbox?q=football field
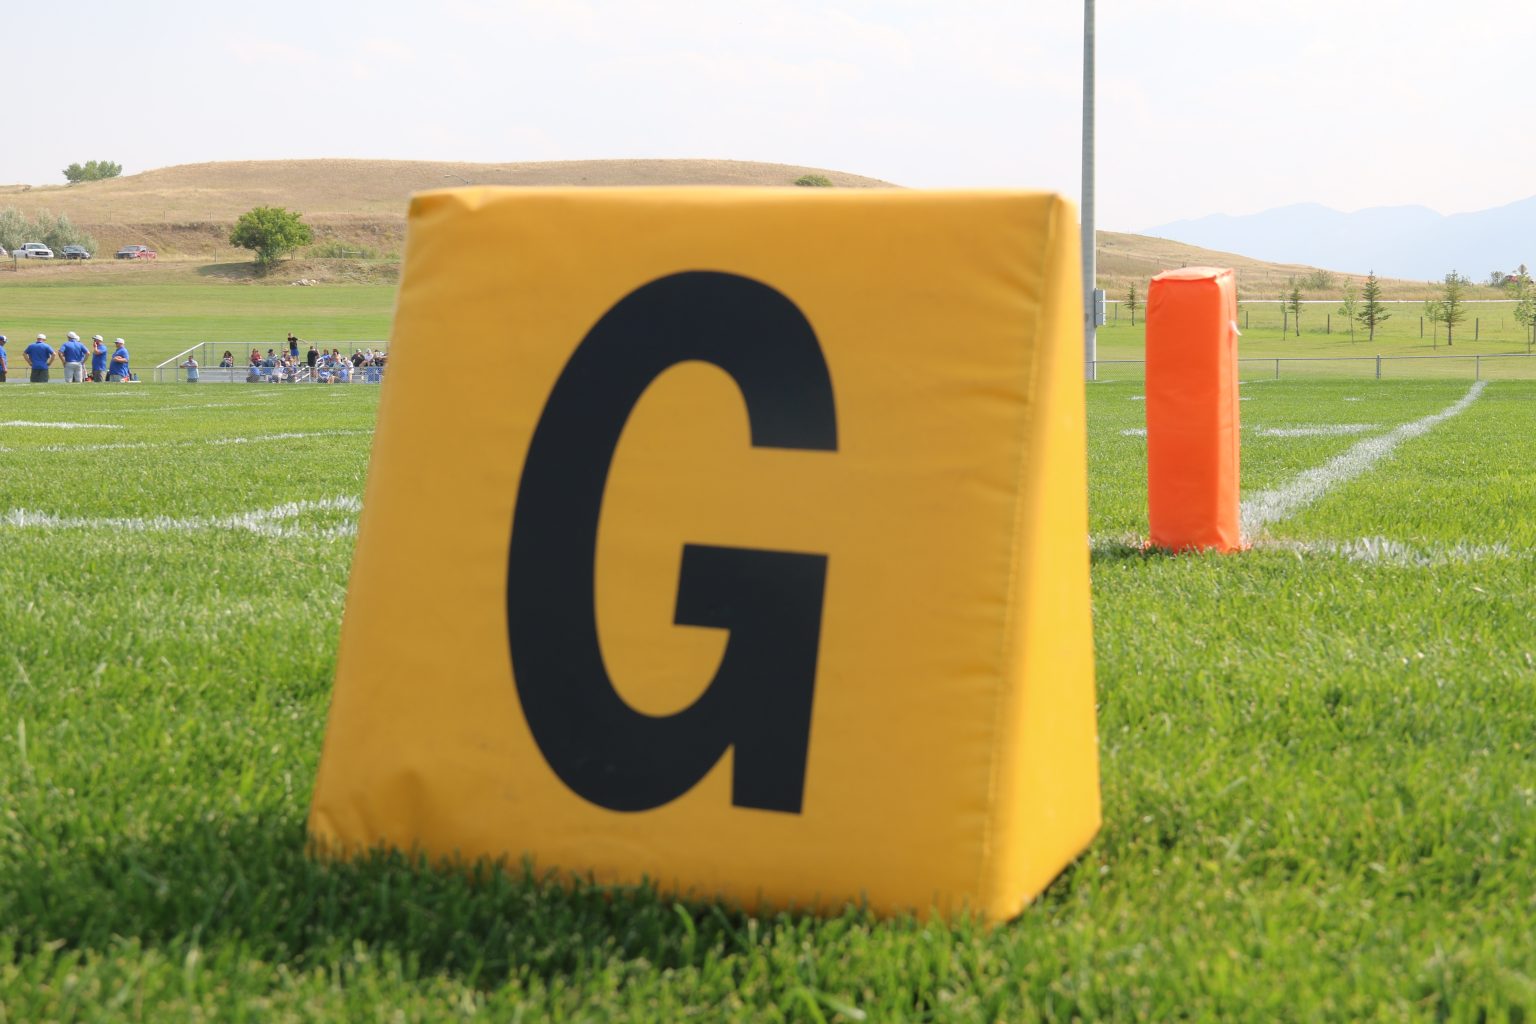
[2,378,1533,1021]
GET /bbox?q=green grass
[0,281,396,367]
[2,380,1534,1021]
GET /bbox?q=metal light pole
[1082,0,1099,381]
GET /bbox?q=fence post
[1375,354,1381,379]
[1476,355,1481,381]
[1327,313,1331,335]
[1476,318,1480,340]
[1274,358,1280,379]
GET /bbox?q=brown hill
[0,159,1476,298]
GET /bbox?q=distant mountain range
[1142,196,1536,282]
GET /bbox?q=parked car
[14,242,54,259]
[60,244,92,260]
[115,244,156,260]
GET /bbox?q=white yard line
[0,420,124,429]
[2,496,362,539]
[1120,428,1146,437]
[1240,381,1487,539]
[1254,424,1380,438]
[29,428,372,453]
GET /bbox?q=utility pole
[1082,0,1098,381]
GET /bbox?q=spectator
[249,348,262,367]
[108,338,130,381]
[307,343,319,374]
[220,351,235,368]
[288,333,300,363]
[181,355,200,383]
[59,331,88,383]
[0,335,8,383]
[89,335,108,383]
[24,333,55,384]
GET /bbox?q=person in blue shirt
[24,334,55,384]
[108,338,131,381]
[59,331,89,383]
[0,334,8,383]
[89,334,108,382]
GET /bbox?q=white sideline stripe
[1241,381,1488,538]
[0,420,124,430]
[2,496,362,539]
[1255,424,1380,438]
[1120,428,1146,437]
[1090,533,1518,566]
[29,428,372,453]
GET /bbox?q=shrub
[230,206,314,270]
[793,174,834,187]
[0,207,97,254]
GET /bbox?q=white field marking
[1130,395,1145,401]
[1120,428,1147,437]
[1344,397,1363,402]
[2,496,361,539]
[1239,378,1279,385]
[1240,380,1488,539]
[1255,424,1381,438]
[0,420,124,430]
[1089,532,1519,566]
[29,428,372,454]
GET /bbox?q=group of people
[0,332,131,384]
[235,335,388,384]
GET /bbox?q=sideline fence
[1091,351,1536,383]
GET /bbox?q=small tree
[1337,283,1358,342]
[62,160,122,183]
[1357,270,1391,343]
[229,206,313,270]
[1512,278,1536,351]
[1287,284,1303,337]
[1435,270,1467,347]
[793,174,833,187]
[1488,269,1506,287]
[1125,282,1139,326]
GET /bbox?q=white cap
[115,338,124,345]
[67,331,78,340]
[37,333,46,340]
[92,334,103,342]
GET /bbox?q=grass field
[2,377,1534,1021]
[0,281,396,367]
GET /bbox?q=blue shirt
[110,346,130,377]
[24,342,54,369]
[91,344,108,373]
[0,347,7,370]
[59,339,88,363]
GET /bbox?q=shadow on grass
[0,812,1093,994]
[3,813,1049,989]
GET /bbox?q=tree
[62,160,122,183]
[793,174,833,187]
[1488,269,1507,287]
[1357,270,1391,343]
[1512,277,1536,351]
[1337,283,1358,342]
[1125,282,1139,326]
[1287,284,1303,337]
[1433,270,1467,347]
[229,206,314,270]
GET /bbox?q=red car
[115,245,157,260]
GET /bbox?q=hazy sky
[6,0,1532,230]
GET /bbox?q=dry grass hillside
[0,159,1481,298]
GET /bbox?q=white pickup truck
[13,242,54,259]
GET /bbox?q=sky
[5,0,1533,231]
